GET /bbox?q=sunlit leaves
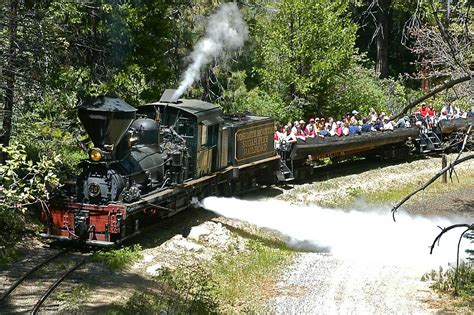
[0,142,60,214]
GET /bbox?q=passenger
[320,118,326,129]
[427,105,435,117]
[306,118,316,134]
[291,121,299,135]
[274,126,285,149]
[313,117,321,132]
[374,118,384,131]
[293,124,306,141]
[439,110,448,121]
[335,121,343,137]
[417,103,429,117]
[299,119,306,131]
[342,123,350,136]
[361,117,372,132]
[344,113,351,126]
[305,123,316,138]
[350,110,359,125]
[441,102,454,116]
[328,117,337,136]
[395,116,410,128]
[284,125,297,143]
[452,109,461,119]
[369,108,378,123]
[383,116,394,131]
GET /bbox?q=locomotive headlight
[89,149,102,161]
[88,183,101,197]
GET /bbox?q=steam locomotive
[40,90,473,246]
[41,90,282,246]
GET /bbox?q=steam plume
[172,3,249,101]
[201,197,469,269]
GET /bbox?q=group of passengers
[274,108,400,144]
[415,102,472,129]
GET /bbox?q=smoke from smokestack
[171,3,249,102]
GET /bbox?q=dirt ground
[0,154,472,313]
[265,155,474,313]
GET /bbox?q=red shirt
[419,107,429,117]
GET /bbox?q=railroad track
[0,248,88,314]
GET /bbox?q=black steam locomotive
[40,89,473,246]
[41,90,282,245]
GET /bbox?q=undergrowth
[211,238,293,312]
[92,244,143,271]
[110,229,293,313]
[422,261,474,308]
[56,285,92,311]
[107,266,219,314]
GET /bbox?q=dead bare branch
[390,73,473,121]
[430,223,474,295]
[391,153,474,221]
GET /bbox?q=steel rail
[30,258,86,315]
[0,248,70,302]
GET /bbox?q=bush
[0,142,61,265]
[423,261,474,307]
[92,245,143,271]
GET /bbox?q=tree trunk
[375,0,391,79]
[2,0,19,160]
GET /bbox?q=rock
[187,224,212,241]
[143,254,154,263]
[146,263,163,275]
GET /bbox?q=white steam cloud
[201,197,470,269]
[172,3,249,101]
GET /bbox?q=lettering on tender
[236,123,274,160]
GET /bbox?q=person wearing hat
[299,119,306,132]
[350,110,359,126]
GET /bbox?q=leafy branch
[0,142,61,213]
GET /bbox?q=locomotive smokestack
[171,3,248,102]
[78,96,136,150]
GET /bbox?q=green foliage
[325,62,416,117]
[255,0,357,116]
[12,91,85,177]
[423,262,474,307]
[111,266,219,315]
[220,71,301,124]
[56,285,92,311]
[0,142,61,264]
[0,142,60,213]
[92,245,143,271]
[210,238,293,312]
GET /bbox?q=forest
[0,0,472,263]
